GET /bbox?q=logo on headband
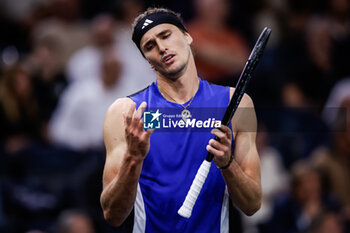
[142,19,153,29]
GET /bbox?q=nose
[157,40,167,54]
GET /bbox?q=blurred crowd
[0,0,349,232]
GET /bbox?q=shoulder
[202,79,230,94]
[104,97,135,131]
[103,98,135,153]
[229,87,256,134]
[105,97,135,120]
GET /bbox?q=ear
[184,32,193,45]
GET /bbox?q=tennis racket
[178,27,272,218]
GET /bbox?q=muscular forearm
[221,159,261,216]
[101,154,143,226]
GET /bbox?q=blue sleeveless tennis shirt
[129,78,233,233]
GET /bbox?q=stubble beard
[160,51,190,80]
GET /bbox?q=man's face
[140,24,193,79]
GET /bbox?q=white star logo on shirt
[150,109,161,122]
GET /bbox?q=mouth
[162,54,175,64]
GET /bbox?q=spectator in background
[251,0,287,48]
[54,209,95,233]
[326,0,350,81]
[187,0,250,86]
[0,65,44,154]
[30,0,89,65]
[48,52,122,151]
[312,78,350,232]
[306,211,344,233]
[268,160,340,233]
[0,0,43,54]
[258,80,331,169]
[327,0,350,38]
[302,16,336,105]
[66,14,116,83]
[245,0,287,106]
[23,32,68,124]
[305,16,333,76]
[112,0,155,94]
[281,82,311,108]
[68,0,155,95]
[276,0,350,107]
[322,78,350,126]
[274,0,330,107]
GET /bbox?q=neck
[157,56,199,104]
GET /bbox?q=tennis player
[100,7,261,232]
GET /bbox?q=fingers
[135,102,147,120]
[131,102,146,131]
[206,145,225,157]
[123,102,147,128]
[123,102,155,139]
[208,125,233,167]
[210,125,232,146]
[207,140,231,168]
[141,128,155,141]
[208,139,228,153]
[123,102,153,157]
[123,101,136,126]
[216,125,232,140]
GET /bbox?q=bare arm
[100,99,153,226]
[206,91,261,216]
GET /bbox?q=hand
[206,125,233,168]
[123,102,154,160]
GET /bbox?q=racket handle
[178,160,212,218]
